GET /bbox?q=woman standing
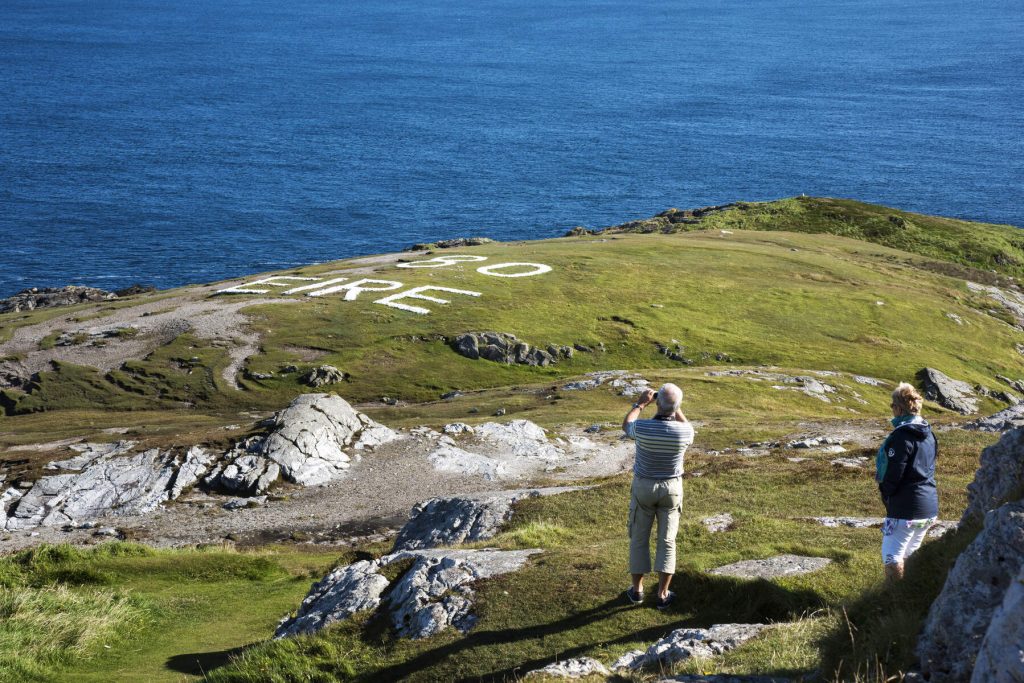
[876,382,938,582]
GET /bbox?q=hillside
[0,198,1021,682]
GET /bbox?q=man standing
[622,383,694,609]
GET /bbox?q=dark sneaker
[655,591,675,610]
[624,588,643,605]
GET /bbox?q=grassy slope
[598,196,1024,280]
[0,199,1020,681]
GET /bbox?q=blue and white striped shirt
[625,417,695,479]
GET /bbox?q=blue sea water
[1,0,1022,296]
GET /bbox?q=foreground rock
[971,564,1024,683]
[964,403,1024,432]
[917,502,1024,682]
[0,285,117,313]
[524,658,610,678]
[918,367,979,415]
[275,548,541,639]
[261,393,400,486]
[614,624,768,670]
[393,487,585,551]
[4,448,182,530]
[452,332,572,367]
[961,427,1024,526]
[709,554,831,580]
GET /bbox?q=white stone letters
[476,262,553,278]
[216,254,550,314]
[373,286,481,315]
[218,276,319,295]
[396,255,488,268]
[308,279,404,300]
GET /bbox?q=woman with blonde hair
[876,382,939,581]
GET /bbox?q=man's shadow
[165,645,247,677]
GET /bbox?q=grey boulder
[964,403,1024,433]
[971,564,1024,683]
[301,365,348,387]
[261,393,399,486]
[276,548,541,640]
[393,487,585,551]
[918,502,1024,683]
[961,427,1024,526]
[919,368,979,415]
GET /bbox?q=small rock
[702,513,734,533]
[494,407,506,416]
[524,657,611,678]
[614,623,768,670]
[442,423,474,436]
[93,527,120,537]
[709,554,831,579]
[301,365,347,388]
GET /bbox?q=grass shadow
[166,645,248,677]
[818,524,978,681]
[360,569,826,682]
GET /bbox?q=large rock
[961,427,1024,526]
[261,393,399,486]
[6,448,178,530]
[276,548,541,640]
[452,332,565,366]
[274,560,390,637]
[614,624,768,671]
[0,285,117,313]
[393,487,584,551]
[971,564,1024,682]
[919,368,979,415]
[170,446,214,498]
[964,403,1024,432]
[918,502,1024,682]
[217,454,280,495]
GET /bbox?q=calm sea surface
[1,0,1022,296]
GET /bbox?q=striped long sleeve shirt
[624,416,695,479]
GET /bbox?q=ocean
[1,0,1022,296]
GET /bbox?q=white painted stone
[374,285,481,314]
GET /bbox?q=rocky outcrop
[919,368,979,415]
[5,448,179,530]
[524,658,610,678]
[275,548,541,640]
[961,427,1024,526]
[964,403,1024,432]
[301,365,347,387]
[562,370,650,396]
[614,623,768,670]
[709,554,832,580]
[593,204,737,235]
[407,237,494,251]
[0,285,117,313]
[452,332,572,367]
[274,560,390,637]
[393,487,584,551]
[917,502,1024,682]
[261,393,399,486]
[971,564,1024,682]
[967,281,1024,329]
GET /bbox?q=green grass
[599,196,1024,279]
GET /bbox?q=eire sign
[216,255,552,315]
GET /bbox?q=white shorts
[881,517,936,565]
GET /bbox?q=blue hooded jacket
[876,418,938,519]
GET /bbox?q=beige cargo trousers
[628,475,683,574]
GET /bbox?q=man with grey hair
[622,382,695,609]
